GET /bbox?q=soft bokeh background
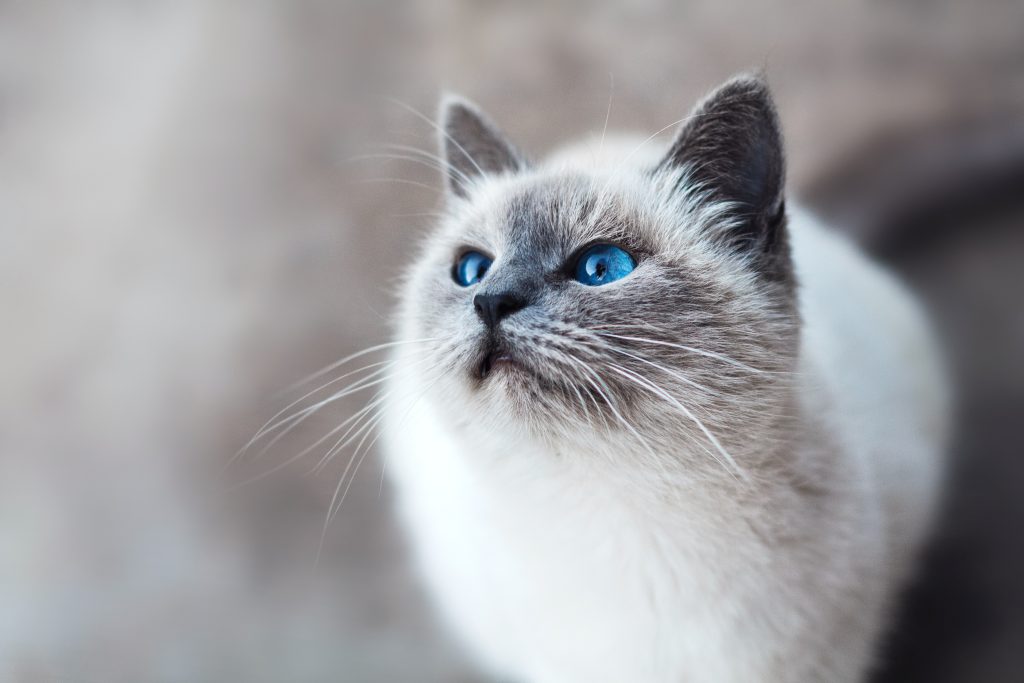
[2,1,1023,681]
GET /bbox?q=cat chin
[468,376,611,439]
[472,359,577,408]
[469,368,541,408]
[466,340,542,389]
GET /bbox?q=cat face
[400,75,800,468]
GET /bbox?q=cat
[380,74,949,682]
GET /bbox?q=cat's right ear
[439,94,526,199]
[655,74,788,277]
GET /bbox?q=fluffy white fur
[381,105,948,682]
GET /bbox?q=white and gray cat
[381,74,949,682]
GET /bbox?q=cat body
[381,76,948,682]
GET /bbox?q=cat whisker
[347,152,453,184]
[284,337,441,394]
[599,344,721,398]
[329,365,445,523]
[567,374,597,429]
[309,344,458,476]
[593,321,803,378]
[536,326,744,480]
[597,71,614,159]
[361,177,441,193]
[231,339,448,499]
[324,399,389,492]
[388,211,448,220]
[309,401,392,495]
[592,328,772,375]
[382,143,476,188]
[348,145,478,191]
[517,334,609,430]
[316,356,452,567]
[551,354,605,430]
[237,349,437,467]
[235,361,396,465]
[236,351,443,488]
[605,362,748,482]
[559,353,674,481]
[387,98,488,178]
[228,387,394,491]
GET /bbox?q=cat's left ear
[439,94,527,199]
[657,74,788,270]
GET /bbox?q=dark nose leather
[473,292,527,329]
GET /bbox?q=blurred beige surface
[1,2,1023,681]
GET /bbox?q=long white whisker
[244,355,435,464]
[317,351,451,486]
[388,98,488,178]
[235,361,397,464]
[228,388,394,490]
[594,321,801,377]
[316,360,449,566]
[313,396,390,567]
[326,402,394,524]
[326,406,389,506]
[601,344,721,397]
[284,337,440,394]
[597,71,614,159]
[261,377,397,462]
[309,392,393,476]
[361,177,440,193]
[561,354,663,466]
[375,353,457,496]
[567,376,596,428]
[606,362,748,482]
[347,152,456,184]
[593,330,769,375]
[525,337,609,431]
[387,211,448,220]
[382,143,476,188]
[349,147,476,191]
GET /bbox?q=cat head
[398,74,799,473]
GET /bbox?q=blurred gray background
[2,1,1023,681]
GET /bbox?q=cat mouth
[474,339,524,381]
[471,339,575,401]
[476,348,519,380]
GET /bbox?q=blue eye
[454,250,492,287]
[574,244,635,286]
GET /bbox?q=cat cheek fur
[381,74,948,682]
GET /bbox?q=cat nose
[473,292,527,330]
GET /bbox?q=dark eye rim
[562,240,641,281]
[451,247,495,286]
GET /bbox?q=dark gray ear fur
[657,74,789,279]
[439,95,526,199]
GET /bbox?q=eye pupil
[574,244,635,286]
[454,251,493,287]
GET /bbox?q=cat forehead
[444,169,679,252]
